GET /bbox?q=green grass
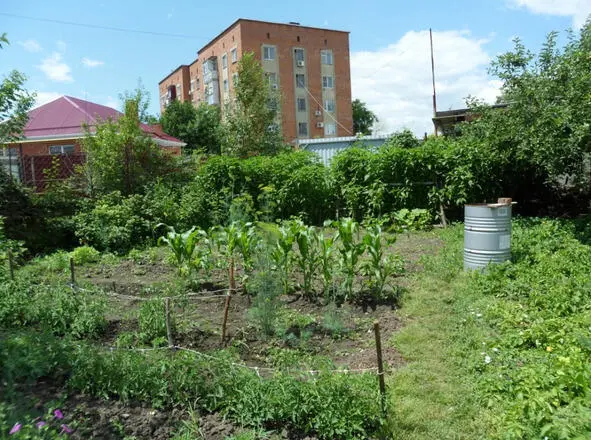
[387,225,498,439]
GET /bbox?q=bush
[70,245,100,265]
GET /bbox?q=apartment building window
[222,53,228,69]
[324,123,337,136]
[297,97,306,112]
[294,48,305,62]
[324,99,335,112]
[232,73,238,86]
[298,122,308,136]
[322,76,334,89]
[267,98,279,111]
[176,84,181,97]
[231,48,237,63]
[296,74,305,88]
[263,45,276,60]
[49,145,75,155]
[266,72,277,87]
[190,79,195,92]
[223,79,229,93]
[321,50,333,65]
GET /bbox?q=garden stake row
[7,249,14,280]
[373,320,387,416]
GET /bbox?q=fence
[19,153,86,191]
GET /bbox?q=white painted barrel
[464,203,512,270]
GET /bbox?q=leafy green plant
[247,253,283,337]
[270,221,297,294]
[138,298,170,345]
[292,220,320,299]
[318,227,337,301]
[334,218,365,302]
[70,245,101,265]
[392,208,433,231]
[157,225,202,275]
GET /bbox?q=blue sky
[1,0,589,134]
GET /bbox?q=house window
[294,48,305,62]
[49,145,75,155]
[266,72,277,87]
[176,84,181,97]
[231,48,237,63]
[322,76,334,89]
[324,123,337,136]
[296,74,305,88]
[263,45,276,60]
[0,147,17,157]
[298,122,308,136]
[190,79,195,92]
[297,97,306,112]
[324,99,335,112]
[321,50,333,65]
[222,53,228,69]
[223,79,229,93]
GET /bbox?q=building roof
[20,96,185,147]
[432,103,509,120]
[197,18,350,55]
[158,65,189,85]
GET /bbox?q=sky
[1,0,590,135]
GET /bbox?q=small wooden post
[69,257,76,286]
[373,321,387,415]
[7,249,15,281]
[221,291,232,346]
[165,298,174,348]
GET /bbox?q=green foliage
[81,93,171,196]
[386,129,421,149]
[247,260,283,337]
[157,225,202,275]
[334,218,365,302]
[392,208,433,230]
[74,192,152,253]
[161,100,222,154]
[70,245,100,265]
[221,52,285,157]
[292,220,320,299]
[138,298,169,345]
[352,99,378,135]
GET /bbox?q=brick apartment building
[158,19,353,142]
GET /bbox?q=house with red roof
[2,96,184,189]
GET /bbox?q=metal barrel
[464,204,512,270]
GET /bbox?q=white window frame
[297,97,306,112]
[223,79,229,93]
[266,72,277,86]
[298,122,308,136]
[231,48,237,63]
[294,48,305,62]
[321,50,333,65]
[324,123,337,136]
[263,45,276,61]
[296,74,305,88]
[322,76,334,89]
[324,99,335,112]
[49,145,75,155]
[222,53,228,69]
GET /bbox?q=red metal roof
[23,96,184,146]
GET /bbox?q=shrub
[138,299,170,345]
[70,245,101,265]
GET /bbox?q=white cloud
[33,91,62,108]
[509,0,591,28]
[57,40,67,52]
[82,57,104,68]
[37,52,74,82]
[18,39,42,53]
[351,29,500,136]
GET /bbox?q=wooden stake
[7,249,14,281]
[221,291,232,346]
[373,321,387,415]
[69,257,76,286]
[165,297,174,348]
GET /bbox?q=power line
[0,12,202,40]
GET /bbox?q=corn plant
[318,229,337,302]
[270,221,298,294]
[334,218,365,302]
[157,225,201,275]
[292,220,320,299]
[212,222,241,291]
[361,224,400,302]
[192,229,214,275]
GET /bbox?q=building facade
[158,19,353,142]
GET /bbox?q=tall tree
[0,33,35,144]
[352,99,378,136]
[161,100,222,154]
[221,52,285,158]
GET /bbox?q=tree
[161,100,222,154]
[81,92,169,196]
[388,129,420,148]
[0,33,35,144]
[352,99,378,136]
[221,52,285,158]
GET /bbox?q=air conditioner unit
[297,60,305,67]
[316,122,324,128]
[314,110,322,116]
